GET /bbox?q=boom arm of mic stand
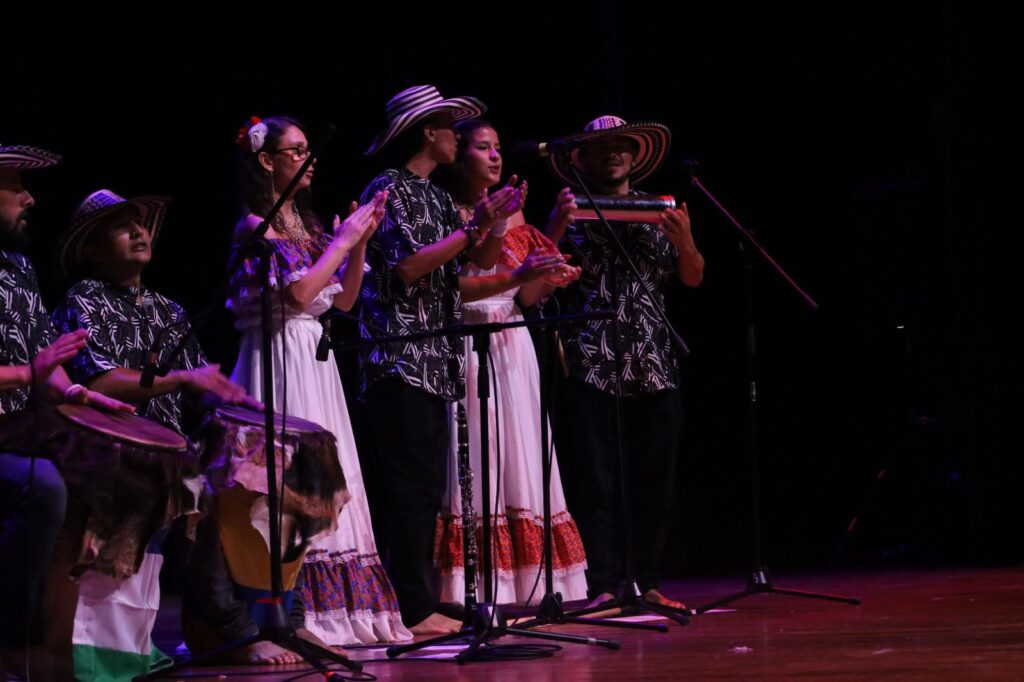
[332,310,615,353]
[565,161,691,358]
[687,173,818,311]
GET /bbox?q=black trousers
[554,378,682,597]
[176,502,305,647]
[360,379,450,627]
[0,454,66,646]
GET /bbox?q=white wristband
[64,383,87,402]
[489,218,510,238]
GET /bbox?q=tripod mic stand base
[385,602,620,662]
[529,581,689,632]
[694,566,861,614]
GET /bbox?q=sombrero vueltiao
[57,189,171,280]
[0,144,62,170]
[549,116,671,187]
[365,85,486,156]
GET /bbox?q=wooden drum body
[199,405,348,591]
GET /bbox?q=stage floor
[149,566,1024,680]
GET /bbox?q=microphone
[316,321,332,362]
[680,159,701,179]
[513,135,586,160]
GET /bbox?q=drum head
[214,405,325,435]
[57,404,187,451]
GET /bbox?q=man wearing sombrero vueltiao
[547,116,705,613]
[51,189,259,435]
[48,189,264,679]
[0,145,133,681]
[357,85,525,634]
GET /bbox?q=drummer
[50,189,260,434]
[1,147,133,680]
[49,189,268,675]
[50,188,320,669]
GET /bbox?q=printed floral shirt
[558,205,681,397]
[0,250,57,414]
[51,279,206,434]
[358,168,465,401]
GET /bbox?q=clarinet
[456,402,479,613]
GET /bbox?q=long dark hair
[444,118,496,205]
[235,115,322,234]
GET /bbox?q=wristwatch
[463,223,482,248]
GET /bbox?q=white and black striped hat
[0,144,61,170]
[549,116,671,187]
[57,189,171,280]
[365,85,485,156]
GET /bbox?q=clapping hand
[543,263,582,288]
[515,248,566,283]
[334,190,389,248]
[473,176,527,231]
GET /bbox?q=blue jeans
[0,452,67,646]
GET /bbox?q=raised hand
[334,190,389,249]
[31,330,89,385]
[473,176,527,230]
[545,187,577,240]
[657,203,694,250]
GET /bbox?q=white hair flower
[248,122,269,153]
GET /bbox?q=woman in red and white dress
[434,119,587,605]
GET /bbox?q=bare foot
[409,612,463,635]
[644,588,688,611]
[585,592,616,610]
[295,627,349,659]
[230,641,301,665]
[581,592,621,619]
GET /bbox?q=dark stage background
[5,2,1020,576]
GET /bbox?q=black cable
[147,666,375,680]
[489,358,502,624]
[280,664,377,682]
[520,300,553,609]
[521,294,575,609]
[24,346,40,682]
[277,271,289,586]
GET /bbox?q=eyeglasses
[270,146,311,161]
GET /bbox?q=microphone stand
[340,313,621,662]
[139,125,362,679]
[683,164,860,614]
[536,159,691,631]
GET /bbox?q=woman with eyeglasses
[433,118,588,607]
[183,115,409,664]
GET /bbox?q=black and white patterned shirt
[559,209,680,397]
[51,279,207,434]
[0,250,58,414]
[358,168,465,401]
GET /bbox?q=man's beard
[0,211,31,253]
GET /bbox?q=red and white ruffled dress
[434,224,588,605]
